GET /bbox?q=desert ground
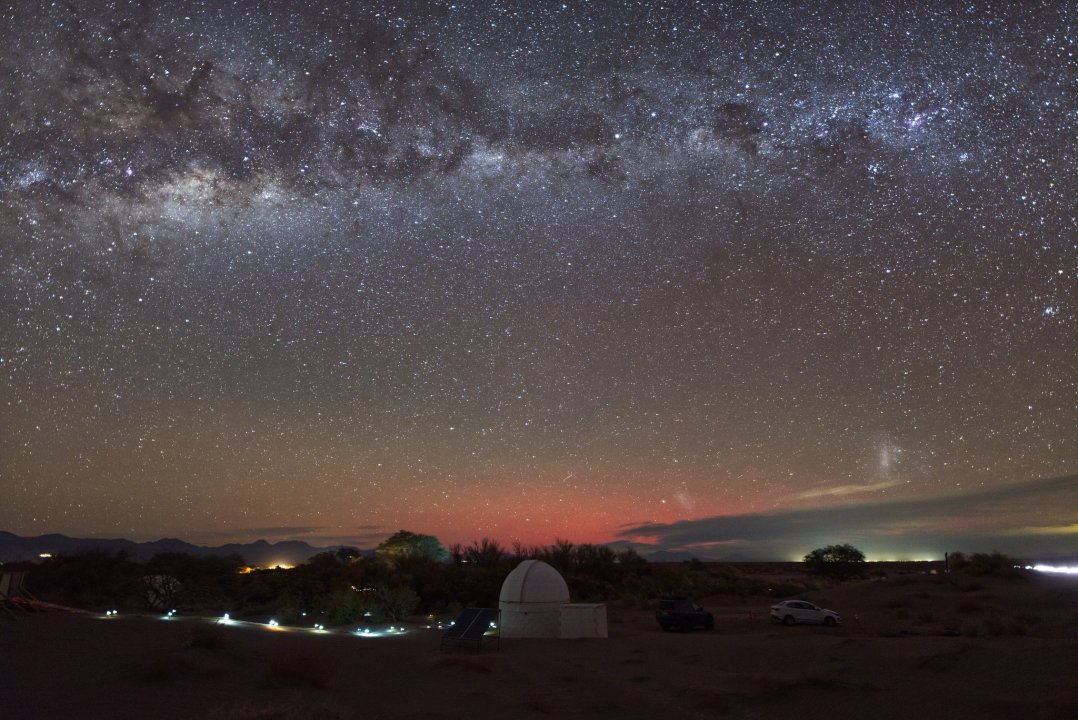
[3,571,1077,720]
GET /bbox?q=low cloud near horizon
[619,475,1078,560]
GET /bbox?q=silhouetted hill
[0,531,361,566]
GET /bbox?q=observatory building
[498,559,608,639]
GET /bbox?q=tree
[376,530,448,565]
[464,538,507,567]
[145,552,244,610]
[803,543,866,579]
[544,538,575,573]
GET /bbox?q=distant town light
[238,562,296,574]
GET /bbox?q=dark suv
[656,597,714,632]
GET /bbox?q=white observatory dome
[499,559,570,605]
[498,560,570,637]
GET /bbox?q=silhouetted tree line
[21,534,823,624]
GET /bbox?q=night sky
[1,0,1075,560]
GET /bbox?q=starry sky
[1,0,1075,560]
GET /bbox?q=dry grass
[203,699,348,720]
[263,650,337,689]
[916,642,987,673]
[522,696,554,714]
[690,690,736,715]
[134,652,229,683]
[584,698,624,714]
[432,654,495,673]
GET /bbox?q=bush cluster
[24,536,820,622]
[946,551,1023,578]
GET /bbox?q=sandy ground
[3,572,1077,720]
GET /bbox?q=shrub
[179,623,228,650]
[765,580,818,598]
[947,551,1023,578]
[366,583,419,622]
[31,550,144,610]
[323,589,366,625]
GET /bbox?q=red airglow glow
[386,474,759,548]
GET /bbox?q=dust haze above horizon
[1,0,1075,561]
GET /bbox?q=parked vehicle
[770,599,840,626]
[656,597,714,632]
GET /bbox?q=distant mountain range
[0,531,356,567]
[1,531,715,566]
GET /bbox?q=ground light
[93,610,428,639]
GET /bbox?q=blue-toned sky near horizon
[1,0,1075,560]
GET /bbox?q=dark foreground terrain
[3,572,1077,719]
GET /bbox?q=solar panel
[440,607,500,652]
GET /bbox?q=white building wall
[559,603,608,638]
[499,601,564,638]
[497,560,608,639]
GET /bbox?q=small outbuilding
[559,603,608,638]
[498,559,607,639]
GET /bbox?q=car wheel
[824,616,837,627]
[783,615,796,626]
[705,619,714,631]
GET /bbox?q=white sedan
[770,600,841,626]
